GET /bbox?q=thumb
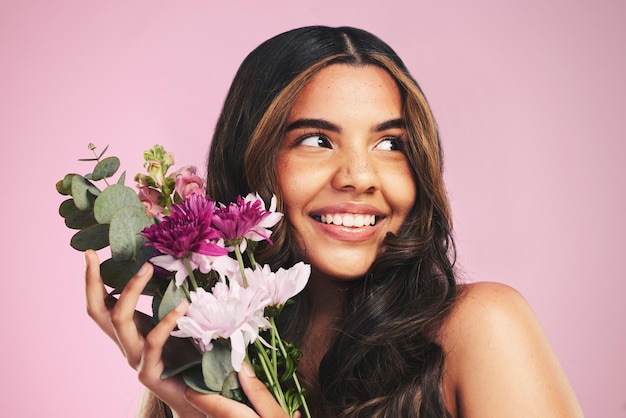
[239,362,289,417]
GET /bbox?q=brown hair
[147,26,457,417]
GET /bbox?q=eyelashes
[295,133,332,148]
[293,132,406,152]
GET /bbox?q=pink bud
[137,185,165,217]
[171,166,206,201]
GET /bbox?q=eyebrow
[285,118,405,133]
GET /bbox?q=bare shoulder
[444,281,531,333]
[438,282,583,418]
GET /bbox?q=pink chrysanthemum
[241,262,310,308]
[140,195,227,258]
[212,193,283,249]
[172,283,271,371]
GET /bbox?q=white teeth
[320,214,376,227]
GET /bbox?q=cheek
[386,169,417,209]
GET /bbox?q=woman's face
[276,64,417,281]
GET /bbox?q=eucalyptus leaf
[58,199,77,218]
[109,206,153,260]
[60,173,78,194]
[117,170,126,185]
[157,279,188,320]
[56,178,72,196]
[71,175,100,210]
[100,247,157,294]
[93,184,144,224]
[182,365,215,395]
[70,223,110,251]
[202,344,235,392]
[220,371,243,401]
[161,358,202,379]
[61,200,97,229]
[92,156,120,181]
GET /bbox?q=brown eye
[375,137,403,151]
[298,134,332,148]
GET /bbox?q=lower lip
[314,219,379,241]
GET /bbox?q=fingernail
[174,299,189,313]
[242,361,255,377]
[137,263,149,276]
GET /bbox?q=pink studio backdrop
[2,1,624,416]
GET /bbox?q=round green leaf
[59,199,97,229]
[182,365,214,394]
[202,344,235,392]
[93,184,143,224]
[70,223,110,251]
[99,246,155,293]
[161,358,202,379]
[157,279,188,320]
[60,173,78,194]
[109,205,153,260]
[58,198,77,218]
[220,371,243,400]
[92,156,120,181]
[71,176,99,210]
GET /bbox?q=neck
[306,270,353,319]
[298,271,353,378]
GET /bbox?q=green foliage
[56,144,157,295]
[71,175,99,210]
[91,156,120,181]
[70,223,110,251]
[109,206,152,260]
[59,199,98,229]
[93,184,144,224]
[99,246,157,294]
[163,343,244,401]
[157,279,188,320]
[202,343,238,392]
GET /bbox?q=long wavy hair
[144,26,457,417]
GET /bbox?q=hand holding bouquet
[57,144,310,417]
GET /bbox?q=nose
[331,149,381,194]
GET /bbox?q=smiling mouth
[311,213,378,227]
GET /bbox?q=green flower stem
[183,257,199,291]
[271,321,279,380]
[234,244,248,288]
[181,283,191,301]
[253,339,288,412]
[247,250,257,270]
[270,317,311,418]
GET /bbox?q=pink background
[2,0,624,416]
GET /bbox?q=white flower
[172,283,272,371]
[241,262,310,308]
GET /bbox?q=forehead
[288,64,403,121]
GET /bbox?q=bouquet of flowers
[56,144,310,417]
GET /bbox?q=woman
[85,26,583,417]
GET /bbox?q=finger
[84,250,116,340]
[140,299,189,383]
[238,362,290,417]
[138,300,193,405]
[110,261,153,366]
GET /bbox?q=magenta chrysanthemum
[140,195,227,258]
[212,193,283,246]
